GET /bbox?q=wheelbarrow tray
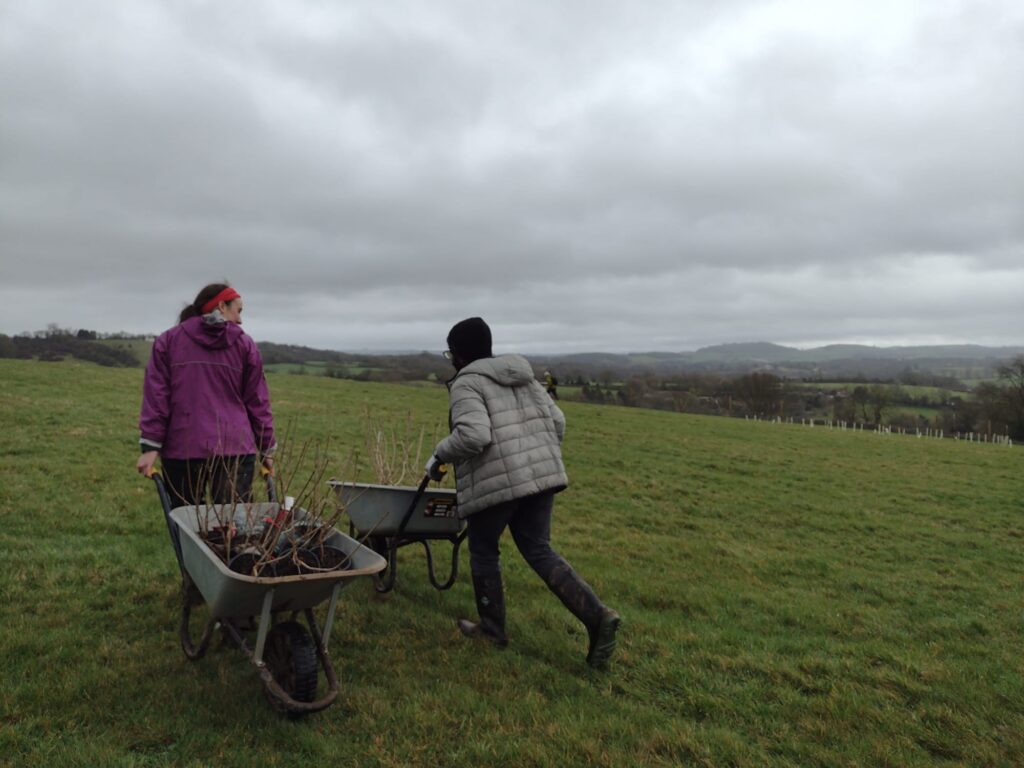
[170,503,385,619]
[330,481,462,536]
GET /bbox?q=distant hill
[686,342,1024,364]
[687,342,796,364]
[530,343,1024,383]
[7,326,1022,384]
[254,340,1024,382]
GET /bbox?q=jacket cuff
[260,441,278,459]
[140,438,162,453]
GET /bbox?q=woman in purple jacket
[136,283,276,506]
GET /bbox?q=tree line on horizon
[569,367,1024,440]
[0,325,138,367]
[5,325,1024,440]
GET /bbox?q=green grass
[97,337,153,365]
[792,382,961,401]
[264,361,381,377]
[1,358,1022,766]
[264,361,326,375]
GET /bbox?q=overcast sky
[2,1,1022,353]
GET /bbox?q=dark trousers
[467,491,565,582]
[161,454,256,507]
[466,490,606,631]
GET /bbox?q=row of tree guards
[741,415,1015,446]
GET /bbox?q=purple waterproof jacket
[139,317,275,459]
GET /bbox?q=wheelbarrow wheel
[180,576,214,661]
[262,621,318,717]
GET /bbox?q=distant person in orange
[136,283,276,506]
[544,370,559,400]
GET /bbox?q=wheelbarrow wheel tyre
[262,621,318,715]
[179,579,213,661]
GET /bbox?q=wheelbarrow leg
[252,589,276,664]
[371,536,398,593]
[420,528,467,591]
[320,582,343,653]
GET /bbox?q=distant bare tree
[971,382,1008,434]
[849,385,870,422]
[732,373,782,418]
[868,384,892,424]
[997,357,1024,438]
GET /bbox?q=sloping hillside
[2,357,1021,766]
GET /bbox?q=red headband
[201,287,240,315]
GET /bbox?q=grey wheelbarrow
[329,476,466,594]
[151,472,386,717]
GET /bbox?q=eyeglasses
[443,350,453,361]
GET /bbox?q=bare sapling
[185,419,361,577]
[360,405,448,487]
[253,435,353,576]
[320,408,455,551]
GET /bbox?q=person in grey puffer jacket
[426,317,620,668]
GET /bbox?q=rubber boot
[586,608,621,670]
[458,573,508,648]
[544,561,621,668]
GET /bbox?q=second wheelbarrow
[329,476,466,593]
[152,473,386,716]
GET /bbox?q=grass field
[97,338,153,364]
[263,361,387,378]
[1,358,1022,767]
[263,360,332,374]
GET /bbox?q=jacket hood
[457,353,537,387]
[180,315,244,350]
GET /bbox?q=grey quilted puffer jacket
[433,354,568,517]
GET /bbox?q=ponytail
[179,282,231,324]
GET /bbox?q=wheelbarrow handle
[147,470,186,575]
[260,463,278,504]
[148,469,172,515]
[395,474,432,538]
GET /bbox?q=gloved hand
[425,455,447,481]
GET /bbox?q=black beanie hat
[447,317,492,363]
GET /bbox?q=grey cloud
[2,0,1022,352]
